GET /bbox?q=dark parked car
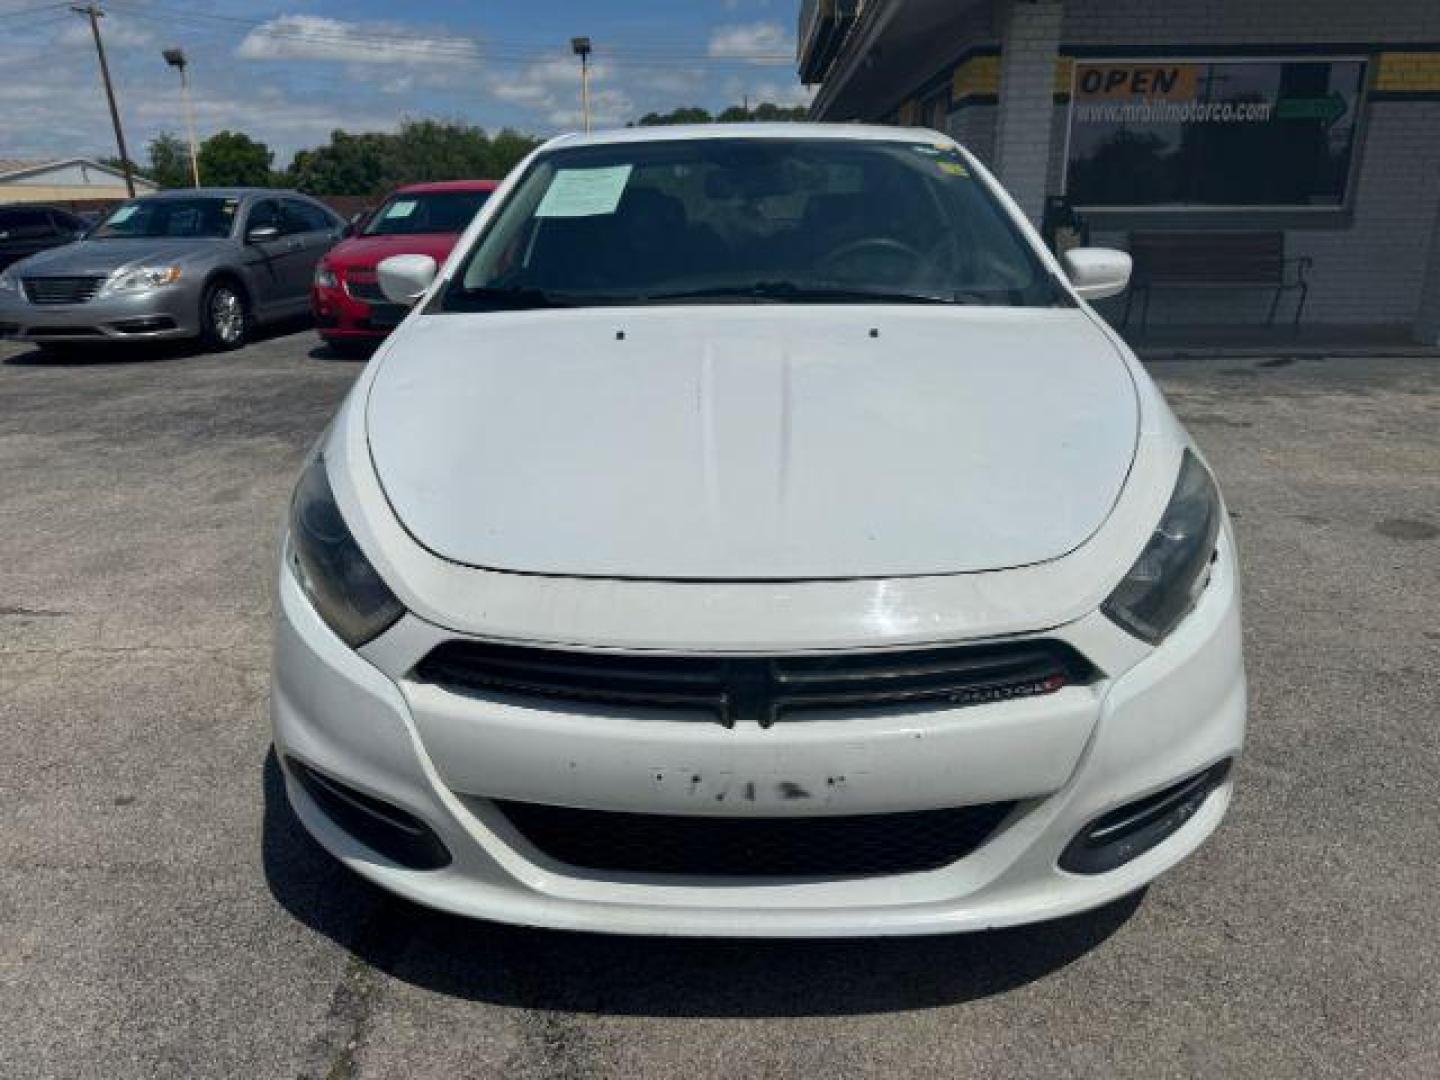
[0,204,89,270]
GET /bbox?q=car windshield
[364,190,492,236]
[90,197,238,240]
[444,137,1065,311]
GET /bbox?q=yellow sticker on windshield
[938,161,970,177]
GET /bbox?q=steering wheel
[816,237,931,281]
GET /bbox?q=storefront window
[1064,58,1368,210]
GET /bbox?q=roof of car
[0,202,89,213]
[541,122,951,152]
[139,187,310,200]
[394,179,499,195]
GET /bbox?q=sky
[0,0,812,166]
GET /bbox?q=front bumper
[311,284,393,341]
[0,286,199,342]
[271,539,1245,937]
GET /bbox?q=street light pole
[72,3,135,197]
[571,36,592,133]
[163,47,201,187]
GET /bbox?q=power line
[105,1,792,57]
[100,1,794,67]
[0,2,69,19]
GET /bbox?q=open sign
[1075,63,1199,100]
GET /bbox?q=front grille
[22,276,105,305]
[496,799,1017,878]
[413,639,1094,727]
[345,275,386,303]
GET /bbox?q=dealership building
[800,0,1440,344]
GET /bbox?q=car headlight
[0,271,18,294]
[101,265,183,295]
[1102,449,1223,645]
[289,454,404,646]
[314,264,338,289]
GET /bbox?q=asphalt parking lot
[1,329,1437,1079]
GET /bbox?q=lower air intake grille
[495,800,1017,878]
[413,639,1094,727]
[23,276,105,304]
[345,276,386,303]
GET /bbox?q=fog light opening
[286,757,451,870]
[1059,759,1232,875]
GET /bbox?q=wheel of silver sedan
[201,281,248,351]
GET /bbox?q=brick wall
[1055,0,1440,332]
[1417,210,1440,345]
[1085,102,1440,328]
[948,104,998,165]
[995,0,1066,222]
[1061,0,1440,45]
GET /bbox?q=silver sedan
[0,188,345,351]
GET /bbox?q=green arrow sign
[1276,91,1348,126]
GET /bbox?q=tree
[487,127,541,177]
[717,102,810,123]
[197,130,274,188]
[637,102,807,126]
[146,132,192,189]
[283,120,542,196]
[636,106,713,126]
[286,130,390,197]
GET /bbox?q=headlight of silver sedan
[289,454,404,646]
[101,265,183,295]
[0,271,19,294]
[1102,449,1223,645]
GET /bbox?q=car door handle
[285,239,303,252]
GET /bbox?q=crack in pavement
[300,897,410,1080]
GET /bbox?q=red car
[312,179,497,349]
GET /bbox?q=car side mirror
[377,253,438,307]
[1062,247,1132,301]
[246,225,281,244]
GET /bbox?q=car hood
[325,233,459,271]
[365,306,1139,580]
[11,238,224,276]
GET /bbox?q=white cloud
[723,78,816,109]
[488,54,632,130]
[58,14,153,50]
[236,15,479,67]
[546,88,634,130]
[708,21,791,63]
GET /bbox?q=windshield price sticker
[108,205,138,223]
[384,199,419,219]
[535,165,633,218]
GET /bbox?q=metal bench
[1123,231,1312,329]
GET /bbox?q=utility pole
[73,3,135,197]
[163,47,201,186]
[571,36,592,133]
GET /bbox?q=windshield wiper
[645,282,965,305]
[446,285,585,311]
[448,285,644,311]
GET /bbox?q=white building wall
[994,0,1065,223]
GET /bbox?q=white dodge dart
[272,124,1245,937]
